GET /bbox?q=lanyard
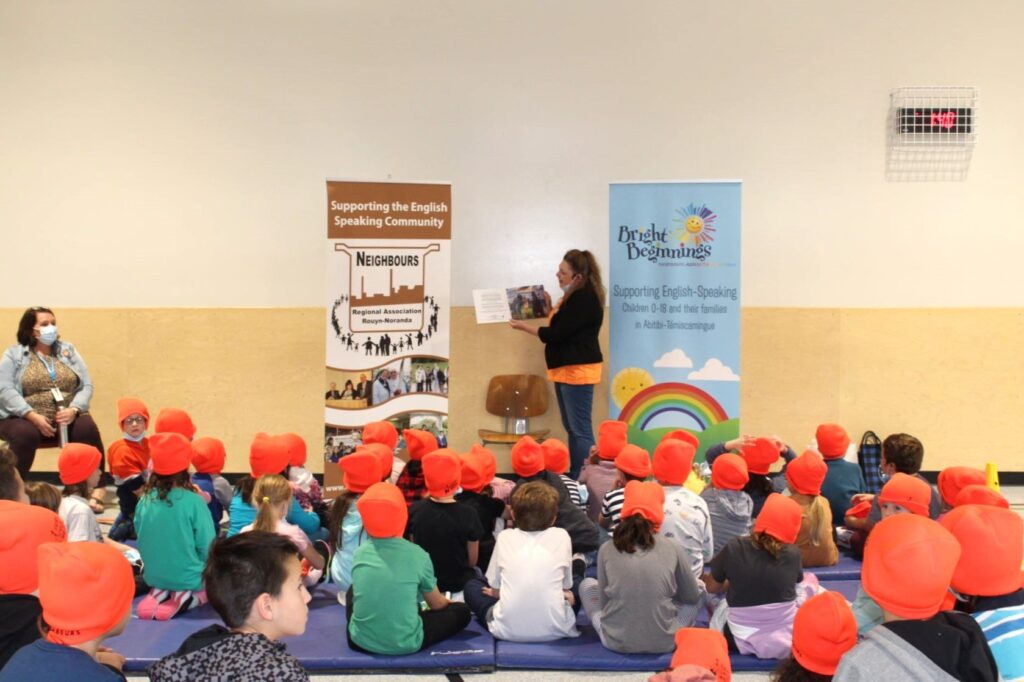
[36,352,57,382]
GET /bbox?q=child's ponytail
[251,474,292,533]
[805,495,830,547]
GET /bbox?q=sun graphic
[672,204,717,246]
[611,367,655,409]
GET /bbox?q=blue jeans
[554,382,595,479]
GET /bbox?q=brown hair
[141,470,191,503]
[612,513,656,554]
[0,442,22,501]
[25,481,61,512]
[882,433,924,474]
[252,474,292,533]
[750,530,785,559]
[769,656,832,682]
[16,307,54,347]
[562,249,606,305]
[62,481,91,499]
[327,490,360,552]
[511,481,559,531]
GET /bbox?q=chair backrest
[484,374,548,420]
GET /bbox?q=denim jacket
[0,341,94,418]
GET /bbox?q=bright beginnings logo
[617,203,717,263]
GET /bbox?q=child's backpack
[857,430,884,494]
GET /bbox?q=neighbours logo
[618,203,717,263]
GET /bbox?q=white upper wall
[1,1,1022,307]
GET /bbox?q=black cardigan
[537,286,603,370]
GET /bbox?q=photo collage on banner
[609,181,741,464]
[324,181,451,496]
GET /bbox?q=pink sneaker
[136,589,168,620]
[154,589,208,621]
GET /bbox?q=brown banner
[327,181,452,240]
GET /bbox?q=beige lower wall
[6,307,1021,474]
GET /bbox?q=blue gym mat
[819,580,861,601]
[807,552,862,581]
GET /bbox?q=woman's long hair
[612,513,656,554]
[252,474,292,532]
[563,249,606,305]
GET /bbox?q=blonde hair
[804,495,830,547]
[252,474,292,533]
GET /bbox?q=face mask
[560,283,572,293]
[38,325,58,346]
[123,431,147,443]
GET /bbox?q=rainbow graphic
[618,382,729,432]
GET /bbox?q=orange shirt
[107,438,150,480]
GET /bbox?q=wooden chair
[477,374,550,445]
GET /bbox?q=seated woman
[0,307,105,508]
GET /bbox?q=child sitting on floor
[190,436,232,532]
[834,514,999,681]
[135,432,217,620]
[705,493,806,659]
[706,436,797,516]
[106,397,151,541]
[771,590,857,682]
[652,438,713,596]
[936,465,987,512]
[648,628,732,682]
[580,481,700,652]
[463,481,581,642]
[456,444,506,571]
[327,450,378,603]
[280,432,326,520]
[0,542,134,682]
[542,438,588,510]
[785,450,839,567]
[845,433,940,534]
[700,453,753,557]
[148,532,311,681]
[347,482,471,655]
[407,450,484,597]
[600,444,652,531]
[579,420,627,522]
[395,428,437,506]
[241,474,328,587]
[814,423,865,527]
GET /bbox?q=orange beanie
[116,397,149,426]
[711,453,749,490]
[153,408,196,440]
[191,437,226,475]
[58,443,102,485]
[423,450,462,498]
[862,514,961,619]
[670,628,731,681]
[615,444,652,479]
[511,435,545,478]
[653,438,696,486]
[620,480,665,531]
[785,450,828,496]
[792,591,858,675]
[541,438,570,475]
[753,493,803,544]
[940,504,1023,597]
[460,449,494,493]
[149,432,192,476]
[356,443,394,481]
[597,420,628,460]
[249,432,290,478]
[815,423,850,460]
[403,429,438,461]
[470,444,497,484]
[845,499,873,519]
[38,542,134,645]
[741,437,779,475]
[0,501,67,594]
[339,451,381,494]
[661,429,700,450]
[937,466,987,507]
[356,482,407,538]
[878,473,932,517]
[362,421,398,450]
[279,433,307,468]
[955,484,1010,509]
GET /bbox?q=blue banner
[609,181,741,459]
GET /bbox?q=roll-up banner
[609,181,741,461]
[324,181,451,497]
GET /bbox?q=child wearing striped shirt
[542,439,588,511]
[600,445,651,532]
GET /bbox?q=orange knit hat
[0,501,67,594]
[940,504,1023,597]
[38,542,134,645]
[149,432,192,476]
[661,429,700,450]
[815,423,850,460]
[355,443,394,481]
[153,408,196,440]
[785,450,828,496]
[615,444,651,479]
[403,429,438,461]
[356,482,407,538]
[711,453,749,490]
[362,421,398,450]
[862,514,961,619]
[541,438,570,475]
[423,450,462,498]
[670,628,731,681]
[460,448,496,493]
[279,432,307,468]
[191,437,226,475]
[653,438,696,486]
[620,480,665,531]
[511,435,545,478]
[741,437,779,475]
[878,473,932,517]
[753,493,803,544]
[116,397,149,426]
[845,499,873,519]
[954,484,1010,509]
[58,443,102,485]
[339,451,381,494]
[471,444,497,484]
[597,420,628,460]
[792,591,858,675]
[937,466,987,507]
[249,432,290,478]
